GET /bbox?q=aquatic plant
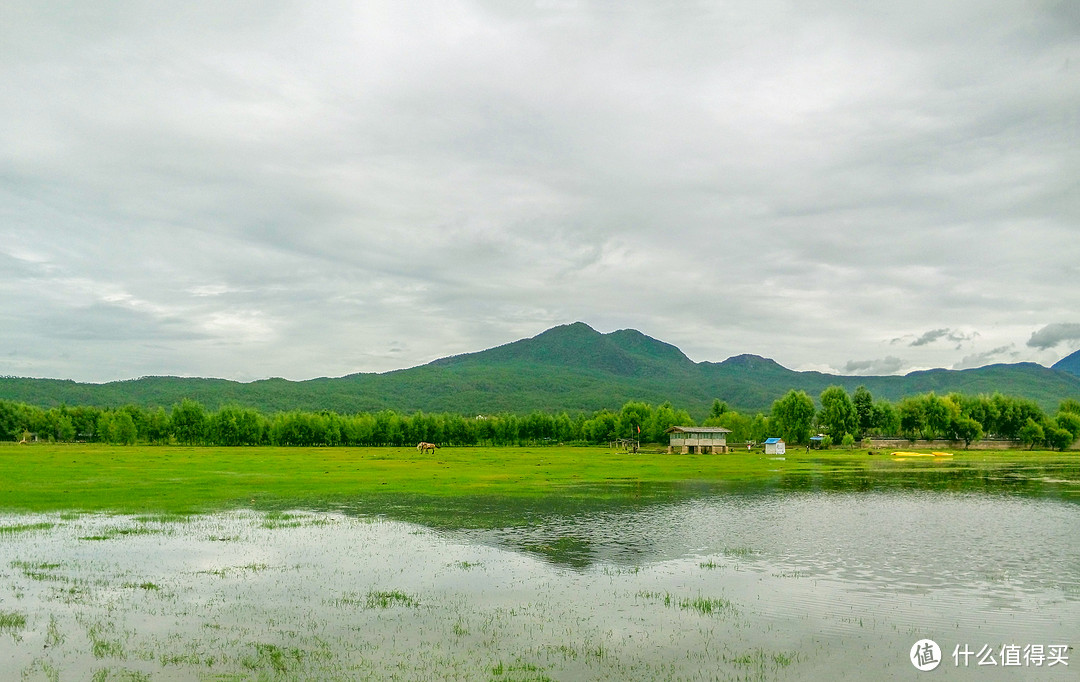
[0,610,27,631]
[0,521,55,534]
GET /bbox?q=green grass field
[1,443,1076,517]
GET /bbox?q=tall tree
[770,390,816,444]
[818,386,857,442]
[170,399,208,445]
[852,386,875,437]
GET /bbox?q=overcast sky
[2,1,1078,383]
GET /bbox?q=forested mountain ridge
[1053,348,1080,378]
[2,322,1078,417]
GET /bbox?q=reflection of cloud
[952,345,1017,370]
[839,356,905,375]
[1026,323,1080,350]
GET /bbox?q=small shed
[665,426,732,454]
[764,437,786,455]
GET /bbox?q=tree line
[753,387,1080,450]
[0,386,1077,449]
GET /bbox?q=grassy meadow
[1,443,1076,517]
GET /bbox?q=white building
[764,437,786,455]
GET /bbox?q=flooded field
[1,484,1077,680]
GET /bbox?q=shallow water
[0,489,1076,680]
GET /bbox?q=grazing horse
[416,442,439,454]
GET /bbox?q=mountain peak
[604,328,692,365]
[431,322,690,377]
[719,354,786,371]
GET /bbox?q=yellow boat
[891,451,953,457]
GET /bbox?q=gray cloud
[952,345,1018,370]
[0,1,1077,382]
[1027,323,1080,350]
[907,328,977,348]
[910,329,951,347]
[839,357,906,376]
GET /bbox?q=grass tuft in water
[199,563,269,577]
[0,521,55,535]
[90,668,151,682]
[364,589,420,609]
[241,642,305,673]
[86,619,126,660]
[491,659,553,681]
[261,511,303,529]
[79,527,159,541]
[46,615,65,647]
[12,559,63,581]
[133,512,196,524]
[679,596,737,617]
[0,610,27,631]
[721,546,756,558]
[725,647,801,673]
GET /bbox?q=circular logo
[910,639,942,671]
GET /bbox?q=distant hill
[1052,348,1080,378]
[2,322,1079,417]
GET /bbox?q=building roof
[764,437,785,444]
[665,426,732,434]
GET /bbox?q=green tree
[898,396,926,441]
[649,402,692,443]
[584,411,617,443]
[1059,398,1080,416]
[1045,425,1074,451]
[852,386,875,437]
[922,393,958,440]
[770,390,816,445]
[704,410,753,444]
[1017,418,1044,449]
[146,407,171,444]
[874,401,901,436]
[710,399,729,419]
[951,416,984,448]
[170,399,208,445]
[818,386,857,443]
[617,401,653,440]
[100,410,137,445]
[1054,411,1080,442]
[55,415,76,442]
[0,400,21,441]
